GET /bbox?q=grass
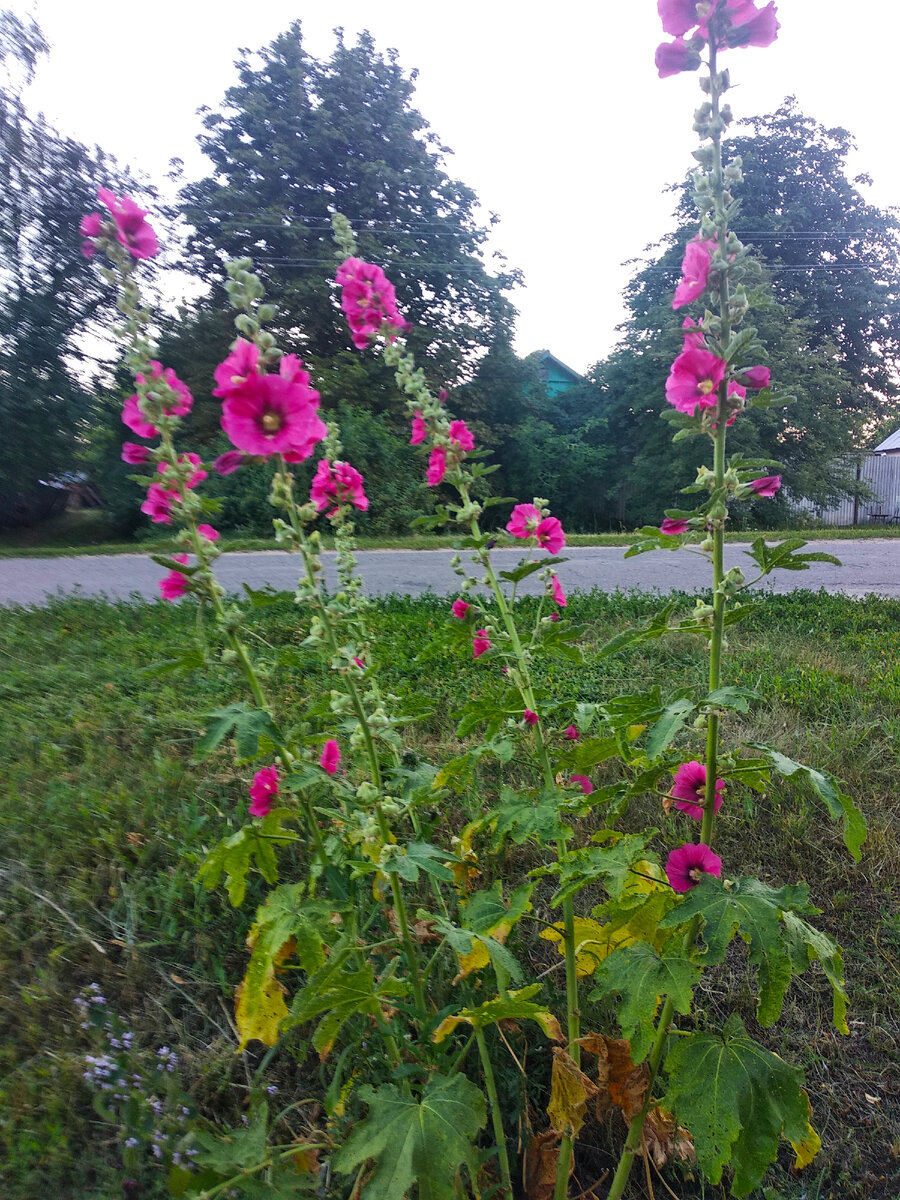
[0,588,898,1198]
[3,508,900,558]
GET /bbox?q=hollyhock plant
[448,420,475,452]
[79,211,103,257]
[196,524,220,542]
[747,474,782,497]
[140,483,179,525]
[320,740,341,776]
[249,765,280,818]
[472,629,491,658]
[212,451,246,476]
[451,599,471,619]
[571,774,593,795]
[672,239,716,309]
[336,257,408,348]
[426,445,447,486]
[655,37,702,78]
[536,516,566,554]
[671,760,725,820]
[96,187,159,259]
[564,725,579,740]
[121,442,152,465]
[660,517,689,535]
[681,317,705,350]
[158,555,190,602]
[220,372,326,459]
[122,395,160,440]
[410,411,427,445]
[506,504,566,553]
[158,453,207,489]
[523,709,539,726]
[739,365,771,389]
[665,347,727,415]
[310,459,369,514]
[551,574,567,606]
[658,0,704,37]
[665,842,723,892]
[212,339,260,398]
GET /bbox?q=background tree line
[4,12,900,534]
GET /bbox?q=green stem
[476,1028,514,1199]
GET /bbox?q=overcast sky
[9,1,900,371]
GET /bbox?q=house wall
[795,454,900,525]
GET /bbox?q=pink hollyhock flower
[158,554,190,602]
[536,517,565,554]
[523,710,539,726]
[320,740,341,775]
[410,411,427,445]
[671,761,725,820]
[672,240,716,309]
[426,445,447,486]
[438,389,449,403]
[141,483,179,525]
[158,453,207,489]
[123,363,193,439]
[121,442,151,465]
[449,420,475,452]
[310,459,369,514]
[747,475,782,497]
[739,365,771,389]
[658,0,702,37]
[665,842,723,892]
[353,656,365,669]
[506,503,541,540]
[727,381,747,402]
[730,2,779,47]
[681,317,705,350]
[212,339,260,398]
[336,257,408,348]
[122,394,159,440]
[665,348,727,415]
[249,765,279,818]
[472,629,491,658]
[79,211,103,257]
[564,724,579,740]
[452,598,471,619]
[213,451,246,475]
[660,517,690,535]
[549,612,560,622]
[221,372,326,459]
[571,774,594,795]
[655,37,703,77]
[97,187,159,259]
[197,524,220,542]
[551,574,567,607]
[278,354,307,384]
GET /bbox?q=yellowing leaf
[235,972,288,1051]
[432,987,563,1045]
[626,724,647,741]
[456,939,490,979]
[621,859,667,897]
[790,1092,821,1169]
[541,915,634,976]
[547,1047,599,1138]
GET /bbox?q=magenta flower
[506,503,541,540]
[731,2,779,47]
[158,453,207,490]
[739,365,771,389]
[426,445,447,486]
[665,842,723,892]
[727,381,747,402]
[96,187,159,259]
[523,710,539,726]
[213,451,246,476]
[121,442,152,465]
[140,483,179,525]
[278,354,307,384]
[197,524,220,542]
[158,554,190,602]
[336,257,408,348]
[221,372,326,459]
[410,411,427,445]
[449,420,475,452]
[571,774,594,795]
[122,395,159,440]
[658,0,703,36]
[472,629,491,658]
[353,656,366,669]
[310,459,369,514]
[747,475,782,497]
[671,761,725,820]
[660,517,690,535]
[665,348,727,415]
[452,599,471,619]
[536,517,565,554]
[681,317,705,350]
[320,740,341,775]
[655,37,703,77]
[212,339,260,398]
[122,362,193,440]
[551,574,567,607]
[673,240,716,309]
[249,765,280,818]
[79,211,103,257]
[564,724,579,741]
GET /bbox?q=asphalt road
[0,540,898,607]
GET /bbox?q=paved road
[0,540,897,607]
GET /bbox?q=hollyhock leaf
[541,915,624,978]
[746,744,865,861]
[662,1016,811,1196]
[722,325,760,364]
[491,785,574,845]
[746,536,842,576]
[554,734,621,774]
[547,1048,599,1138]
[241,583,292,607]
[332,1075,485,1200]
[589,943,701,1062]
[454,696,519,740]
[381,842,457,884]
[498,555,568,585]
[782,912,849,1035]
[432,986,563,1044]
[198,826,279,907]
[702,685,760,712]
[461,880,534,938]
[195,702,282,763]
[548,832,657,907]
[645,698,696,759]
[139,647,207,676]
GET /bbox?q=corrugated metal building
[797,436,900,525]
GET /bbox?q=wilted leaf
[432,985,563,1044]
[541,916,618,977]
[525,1130,565,1200]
[547,1048,599,1138]
[643,1105,695,1168]
[578,1033,648,1122]
[235,962,288,1051]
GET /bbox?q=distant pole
[853,457,861,525]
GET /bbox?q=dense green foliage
[1,590,897,1198]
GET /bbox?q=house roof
[873,428,900,453]
[537,351,583,384]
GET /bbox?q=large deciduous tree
[594,98,900,526]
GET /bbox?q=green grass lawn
[0,589,897,1198]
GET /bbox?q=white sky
[8,0,900,372]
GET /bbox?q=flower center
[261,411,282,434]
[698,379,716,395]
[689,867,703,882]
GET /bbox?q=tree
[593,98,900,526]
[178,24,517,392]
[0,11,132,522]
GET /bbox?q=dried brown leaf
[525,1130,565,1200]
